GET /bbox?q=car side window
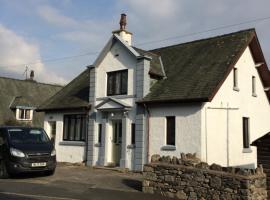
[0,129,5,145]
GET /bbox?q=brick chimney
[112,13,132,46]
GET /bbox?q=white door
[111,120,122,166]
[48,121,56,145]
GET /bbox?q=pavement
[0,163,167,200]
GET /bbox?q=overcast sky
[0,0,269,84]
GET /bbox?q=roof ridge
[149,28,255,52]
[0,76,63,87]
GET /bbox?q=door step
[93,166,129,173]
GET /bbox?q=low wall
[143,154,267,200]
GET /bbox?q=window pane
[252,76,256,95]
[63,117,69,140]
[243,117,250,148]
[98,124,102,143]
[25,109,31,119]
[121,71,128,94]
[233,68,238,87]
[69,117,75,141]
[115,72,121,94]
[81,116,86,141]
[19,109,24,119]
[166,116,175,145]
[107,73,114,95]
[131,123,135,144]
[75,117,81,141]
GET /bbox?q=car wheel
[0,160,9,179]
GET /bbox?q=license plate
[31,162,46,167]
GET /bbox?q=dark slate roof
[38,69,90,111]
[140,29,257,103]
[0,77,62,126]
[133,47,165,77]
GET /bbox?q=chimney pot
[119,13,127,30]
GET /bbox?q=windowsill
[95,143,101,147]
[17,119,32,121]
[242,148,252,153]
[59,141,85,146]
[161,145,176,151]
[252,93,257,97]
[233,86,240,92]
[127,144,136,149]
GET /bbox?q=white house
[38,14,270,171]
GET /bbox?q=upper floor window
[107,70,128,96]
[233,68,239,91]
[252,76,257,97]
[17,108,32,121]
[166,116,175,146]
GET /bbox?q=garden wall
[143,154,267,200]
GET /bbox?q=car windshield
[8,128,50,144]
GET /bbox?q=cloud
[37,5,78,28]
[37,5,111,49]
[0,24,67,85]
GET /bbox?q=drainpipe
[85,106,91,165]
[144,104,150,163]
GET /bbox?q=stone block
[151,154,161,163]
[176,190,187,200]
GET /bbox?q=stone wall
[143,154,267,200]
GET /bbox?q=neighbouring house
[38,14,270,171]
[0,71,62,127]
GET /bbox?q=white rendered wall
[148,104,202,159]
[94,40,138,169]
[43,112,86,163]
[201,46,270,168]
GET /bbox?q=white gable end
[201,46,270,168]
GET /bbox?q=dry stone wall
[143,154,267,200]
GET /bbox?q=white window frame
[16,108,33,121]
[252,76,257,97]
[233,67,239,91]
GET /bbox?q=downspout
[144,104,150,163]
[85,106,91,165]
[204,106,208,163]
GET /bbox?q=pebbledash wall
[44,112,86,163]
[201,46,270,168]
[147,46,270,169]
[143,154,267,200]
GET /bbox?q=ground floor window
[243,117,250,148]
[63,114,87,141]
[131,123,135,145]
[166,116,175,146]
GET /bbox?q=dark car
[0,126,56,178]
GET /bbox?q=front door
[112,120,122,166]
[48,121,56,145]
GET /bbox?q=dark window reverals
[166,116,175,146]
[107,70,128,96]
[233,68,238,88]
[63,114,87,141]
[243,117,250,148]
[98,124,102,143]
[131,123,135,145]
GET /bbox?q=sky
[0,0,269,85]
